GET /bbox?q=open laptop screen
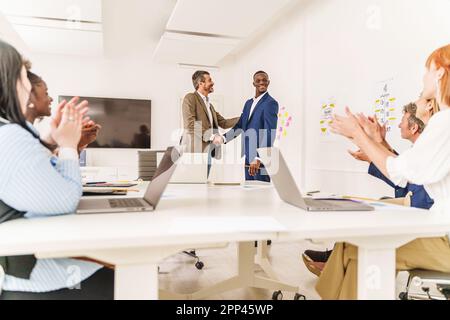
[143,147,180,208]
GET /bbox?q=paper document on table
[169,216,286,235]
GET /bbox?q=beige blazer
[182,92,239,155]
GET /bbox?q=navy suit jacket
[368,163,434,210]
[225,93,279,182]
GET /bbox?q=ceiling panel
[7,15,102,32]
[166,0,293,38]
[153,31,240,66]
[13,23,103,56]
[0,0,102,22]
[0,0,103,56]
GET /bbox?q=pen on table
[103,188,139,193]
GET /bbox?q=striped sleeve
[0,125,82,215]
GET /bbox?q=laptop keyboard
[305,198,344,208]
[109,199,145,208]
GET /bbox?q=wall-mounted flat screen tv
[59,96,151,149]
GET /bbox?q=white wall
[228,0,450,198]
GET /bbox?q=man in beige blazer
[182,70,239,158]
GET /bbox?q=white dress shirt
[197,91,221,143]
[197,91,213,127]
[246,92,269,162]
[248,91,268,121]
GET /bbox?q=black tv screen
[59,96,151,149]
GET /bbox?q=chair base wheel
[294,293,306,300]
[272,290,283,300]
[399,292,408,300]
[195,261,205,270]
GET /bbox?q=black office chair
[182,250,204,270]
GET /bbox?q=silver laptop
[257,147,374,212]
[76,147,180,214]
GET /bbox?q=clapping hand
[348,149,370,163]
[79,120,102,151]
[329,107,364,139]
[355,113,387,143]
[50,99,89,149]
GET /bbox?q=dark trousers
[0,268,114,300]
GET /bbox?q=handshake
[211,134,225,146]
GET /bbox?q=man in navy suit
[223,71,279,182]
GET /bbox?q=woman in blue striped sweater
[0,40,113,300]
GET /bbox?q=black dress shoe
[303,249,333,263]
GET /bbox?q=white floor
[158,241,410,300]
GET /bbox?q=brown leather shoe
[303,249,333,263]
[302,253,325,277]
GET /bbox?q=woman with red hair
[316,44,450,300]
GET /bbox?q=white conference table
[1,182,449,300]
